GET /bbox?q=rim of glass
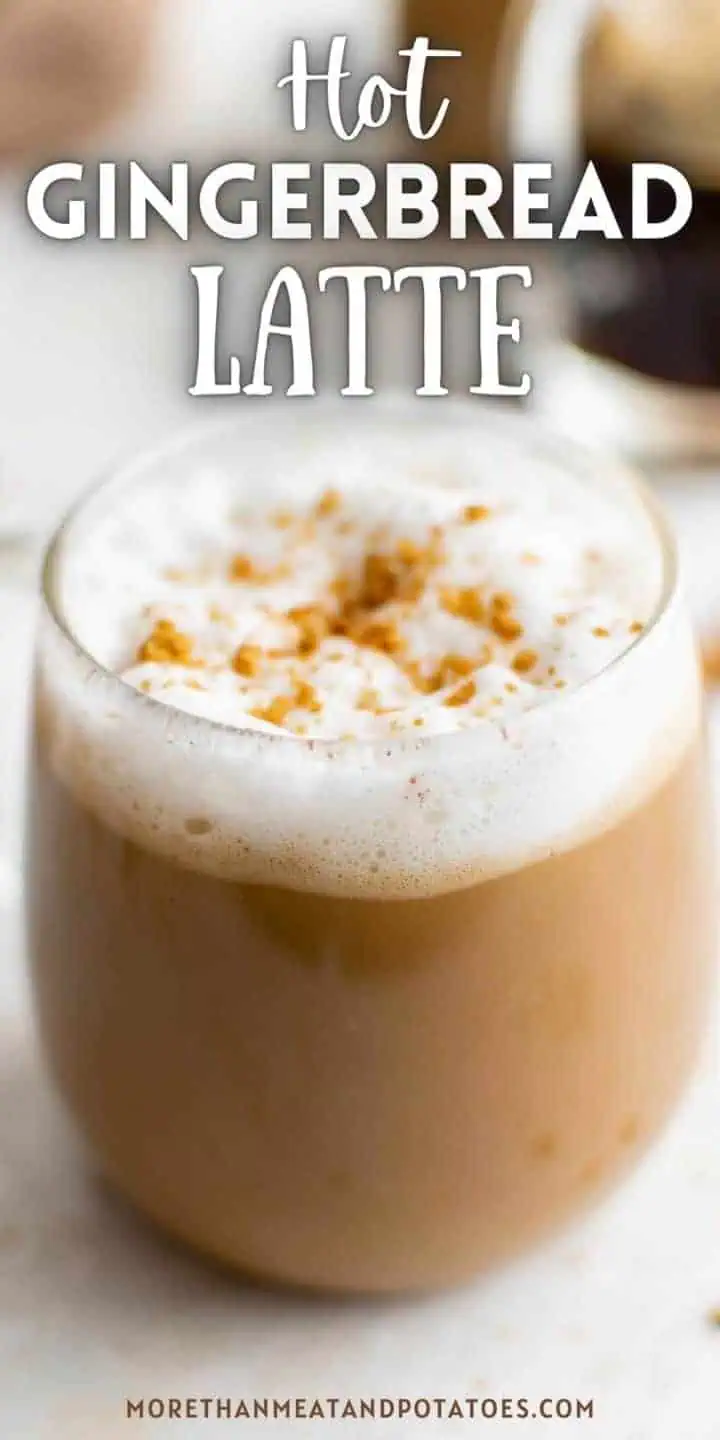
[41,397,679,757]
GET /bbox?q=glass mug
[401,0,515,164]
[26,406,716,1293]
[505,0,720,459]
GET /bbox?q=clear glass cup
[25,405,716,1293]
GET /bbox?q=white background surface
[0,3,719,1435]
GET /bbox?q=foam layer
[39,404,701,898]
[62,410,658,740]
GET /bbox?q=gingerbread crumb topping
[512,650,538,676]
[444,678,477,708]
[137,620,198,666]
[232,644,263,678]
[129,478,652,736]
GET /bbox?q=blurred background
[0,0,396,535]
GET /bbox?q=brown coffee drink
[26,406,716,1292]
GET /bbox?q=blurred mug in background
[402,0,514,164]
[0,0,161,163]
[574,3,720,443]
[403,0,720,462]
[504,0,720,461]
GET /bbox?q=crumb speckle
[115,461,655,738]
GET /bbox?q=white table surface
[0,576,719,1440]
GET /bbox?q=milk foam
[61,410,659,740]
[40,404,700,898]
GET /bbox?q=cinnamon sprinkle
[288,605,330,658]
[131,499,648,734]
[444,679,477,708]
[251,695,295,727]
[229,554,287,585]
[352,619,406,656]
[232,644,262,678]
[356,545,433,610]
[357,687,381,712]
[428,653,477,693]
[315,488,341,518]
[489,592,524,643]
[137,619,198,667]
[491,612,524,643]
[228,554,258,582]
[294,679,323,714]
[703,643,720,688]
[512,650,538,675]
[440,586,486,625]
